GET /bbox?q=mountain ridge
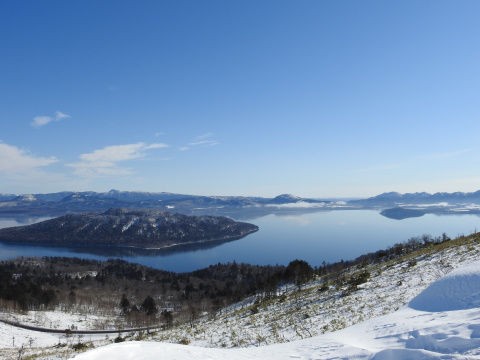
[0,190,334,217]
[2,189,480,219]
[354,189,480,206]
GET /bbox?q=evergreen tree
[120,294,130,315]
[141,295,157,316]
[285,259,314,287]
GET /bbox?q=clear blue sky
[1,0,480,197]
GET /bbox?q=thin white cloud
[0,143,57,173]
[190,132,219,146]
[32,116,53,127]
[31,110,71,127]
[181,133,219,150]
[68,142,168,177]
[189,139,219,146]
[145,143,168,150]
[55,111,70,121]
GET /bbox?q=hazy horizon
[2,187,480,201]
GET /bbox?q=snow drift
[409,261,480,311]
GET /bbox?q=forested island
[0,208,258,250]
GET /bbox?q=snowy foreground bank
[74,261,480,360]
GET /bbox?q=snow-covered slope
[149,237,479,348]
[409,261,480,311]
[2,235,479,359]
[74,259,480,360]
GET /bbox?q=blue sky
[1,1,480,197]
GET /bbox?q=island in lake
[0,208,258,250]
[380,207,426,220]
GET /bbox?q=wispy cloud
[0,143,76,193]
[180,133,219,151]
[189,133,219,147]
[68,142,168,177]
[145,143,168,150]
[32,111,71,128]
[0,142,57,173]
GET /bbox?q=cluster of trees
[119,294,157,315]
[0,257,314,327]
[315,233,452,277]
[0,232,457,328]
[0,261,56,310]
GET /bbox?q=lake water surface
[0,210,479,272]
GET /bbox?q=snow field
[73,307,480,359]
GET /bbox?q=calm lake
[0,210,479,272]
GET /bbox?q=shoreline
[0,226,259,253]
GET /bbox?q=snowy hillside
[148,235,480,348]
[74,259,480,359]
[2,234,480,359]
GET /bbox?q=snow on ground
[72,339,370,360]
[0,321,108,360]
[0,309,116,332]
[0,320,61,348]
[149,239,480,348]
[410,261,480,311]
[0,308,119,349]
[73,259,480,360]
[0,309,122,359]
[2,235,480,359]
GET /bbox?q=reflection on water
[67,237,241,257]
[0,210,479,272]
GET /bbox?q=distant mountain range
[1,189,480,221]
[0,208,258,249]
[354,190,480,206]
[0,190,340,218]
[355,190,480,219]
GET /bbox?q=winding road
[0,317,162,335]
